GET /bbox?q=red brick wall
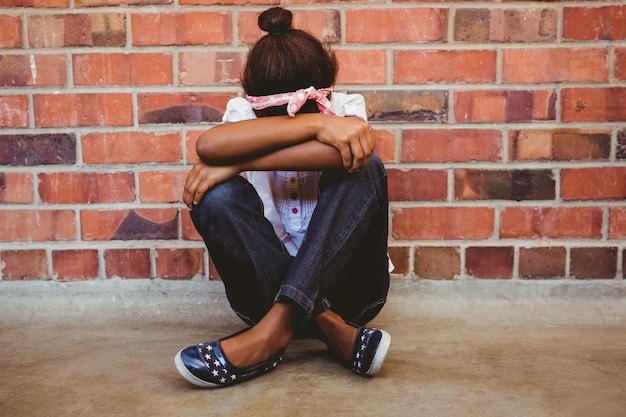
[1,1,625,282]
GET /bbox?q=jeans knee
[191,176,254,224]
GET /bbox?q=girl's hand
[315,116,376,173]
[183,161,240,208]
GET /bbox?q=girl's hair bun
[258,7,293,34]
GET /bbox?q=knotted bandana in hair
[246,86,336,117]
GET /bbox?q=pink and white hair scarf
[246,86,336,117]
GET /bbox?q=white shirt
[221,92,368,256]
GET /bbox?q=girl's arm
[183,141,343,208]
[196,113,375,173]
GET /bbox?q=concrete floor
[1,279,626,417]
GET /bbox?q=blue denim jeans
[190,154,389,327]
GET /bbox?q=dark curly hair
[241,7,339,116]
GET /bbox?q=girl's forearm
[236,141,344,172]
[197,114,328,165]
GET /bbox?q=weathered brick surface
[0,15,23,48]
[156,248,203,279]
[455,8,557,43]
[454,169,555,201]
[414,246,460,280]
[346,9,446,43]
[466,247,514,279]
[455,90,556,123]
[52,249,99,281]
[38,172,136,204]
[73,53,172,86]
[564,6,626,40]
[387,168,447,202]
[509,130,611,161]
[519,247,566,279]
[0,173,33,203]
[502,48,608,83]
[0,95,29,127]
[1,2,624,281]
[0,54,67,87]
[561,167,626,201]
[0,134,76,166]
[570,247,618,279]
[1,250,48,280]
[105,248,151,279]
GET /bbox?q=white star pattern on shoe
[212,369,219,377]
[213,359,221,367]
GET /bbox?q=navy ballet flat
[174,332,285,388]
[350,326,391,376]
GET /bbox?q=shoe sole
[174,350,220,388]
[364,330,391,376]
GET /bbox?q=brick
[466,247,513,279]
[138,93,232,124]
[519,247,566,279]
[0,54,67,87]
[455,8,557,43]
[564,6,626,41]
[503,48,608,83]
[414,246,460,280]
[454,90,556,123]
[178,51,244,86]
[346,8,446,43]
[500,207,602,239]
[155,248,203,279]
[402,129,501,163]
[561,167,626,201]
[77,0,168,6]
[609,207,626,239]
[208,255,221,281]
[387,168,447,202]
[358,90,447,123]
[387,246,410,276]
[1,0,67,6]
[82,131,182,164]
[454,169,555,201]
[181,0,272,4]
[81,209,178,241]
[395,50,496,83]
[570,247,618,279]
[0,15,22,48]
[138,170,187,203]
[509,130,611,161]
[73,53,172,86]
[239,10,339,45]
[105,248,151,279]
[0,210,75,242]
[0,95,28,128]
[335,50,386,85]
[38,172,136,204]
[28,14,126,48]
[392,207,494,240]
[0,134,76,166]
[181,210,202,241]
[34,93,133,127]
[616,48,626,81]
[131,12,231,46]
[52,250,99,281]
[562,88,626,122]
[1,250,48,280]
[374,129,395,162]
[185,130,202,163]
[0,173,33,203]
[618,129,626,160]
